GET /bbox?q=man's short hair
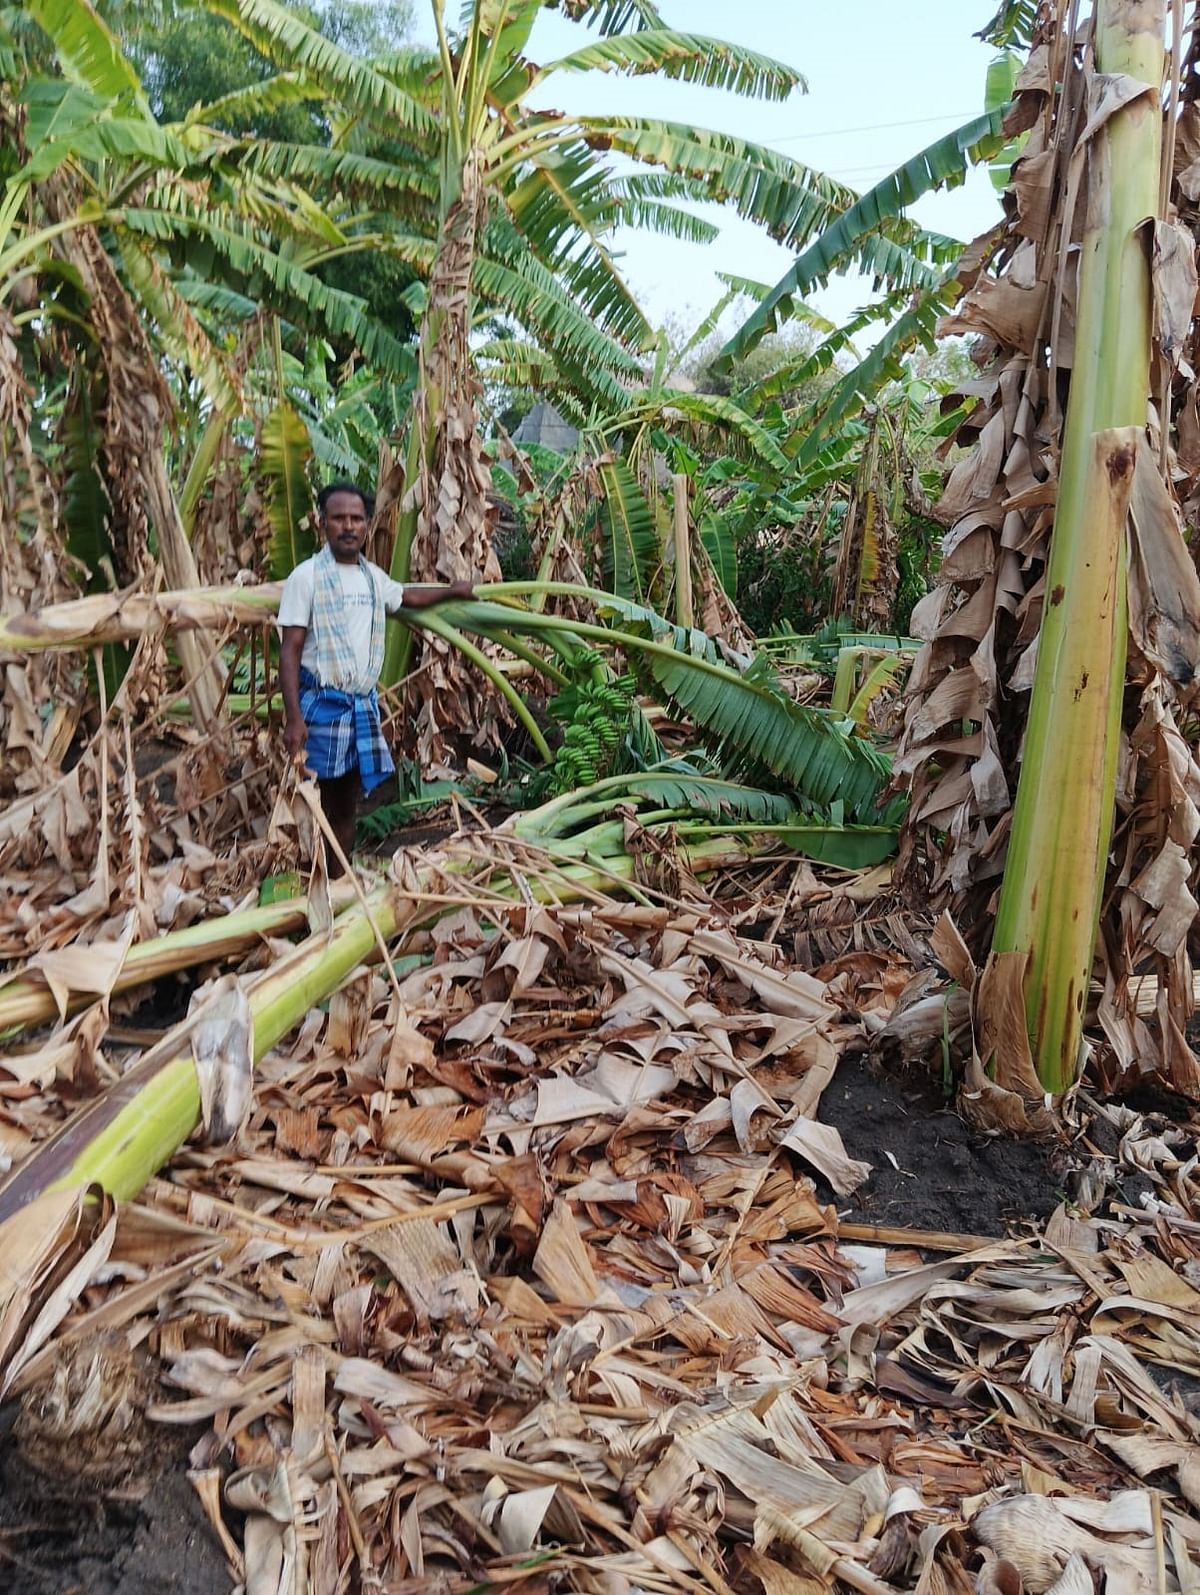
[317,480,375,518]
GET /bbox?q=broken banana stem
[0,896,337,1035]
[0,833,751,1223]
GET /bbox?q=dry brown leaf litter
[2,833,1200,1595]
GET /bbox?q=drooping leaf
[118,206,416,378]
[536,30,803,102]
[24,0,147,109]
[60,368,112,582]
[513,768,799,837]
[579,597,899,822]
[778,819,897,867]
[648,391,788,471]
[559,0,667,34]
[790,283,960,470]
[19,92,192,183]
[116,234,243,415]
[199,0,436,138]
[500,152,652,350]
[699,514,736,597]
[847,654,910,730]
[985,52,1026,192]
[593,190,718,244]
[262,400,314,578]
[184,71,326,130]
[472,251,643,406]
[733,296,898,411]
[21,78,109,154]
[979,0,1038,50]
[637,643,896,822]
[221,139,439,205]
[61,366,128,702]
[573,117,857,252]
[719,110,1004,364]
[598,459,659,602]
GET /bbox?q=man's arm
[393,580,475,611]
[279,626,308,761]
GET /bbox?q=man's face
[322,490,369,562]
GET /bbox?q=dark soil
[0,1412,229,1595]
[817,1053,1065,1234]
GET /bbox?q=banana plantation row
[2,2,1200,1250]
[6,0,1200,1590]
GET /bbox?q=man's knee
[319,771,358,810]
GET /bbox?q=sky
[411,1,1007,343]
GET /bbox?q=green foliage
[698,513,736,597]
[258,869,302,904]
[720,111,1003,366]
[513,762,899,868]
[26,0,147,106]
[776,818,898,868]
[585,604,897,824]
[262,400,315,577]
[985,51,1026,192]
[683,318,832,407]
[536,29,803,101]
[598,458,659,602]
[978,0,1038,50]
[355,763,468,842]
[561,769,798,829]
[845,654,910,730]
[60,367,112,583]
[200,0,432,135]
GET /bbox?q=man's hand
[402,581,476,609]
[284,718,307,762]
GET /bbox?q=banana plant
[0,578,906,842]
[718,107,1010,368]
[0,808,767,1232]
[989,0,1163,1095]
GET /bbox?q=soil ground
[0,1415,229,1595]
[818,1052,1065,1233]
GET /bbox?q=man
[278,480,473,875]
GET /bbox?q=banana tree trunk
[0,895,341,1035]
[0,585,282,653]
[987,0,1163,1097]
[381,148,503,767]
[0,890,400,1221]
[0,833,750,1225]
[46,203,226,730]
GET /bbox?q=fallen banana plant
[0,893,351,1038]
[0,817,766,1226]
[515,767,899,867]
[0,888,400,1222]
[0,585,283,652]
[0,581,901,828]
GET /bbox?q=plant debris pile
[3,825,1200,1594]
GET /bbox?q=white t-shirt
[277,556,406,684]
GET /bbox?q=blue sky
[414,2,1006,338]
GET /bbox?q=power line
[770,110,979,146]
[827,161,938,176]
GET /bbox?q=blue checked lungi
[298,668,394,792]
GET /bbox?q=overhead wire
[769,110,980,145]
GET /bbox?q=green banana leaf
[263,400,315,579]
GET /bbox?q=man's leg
[317,770,361,877]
